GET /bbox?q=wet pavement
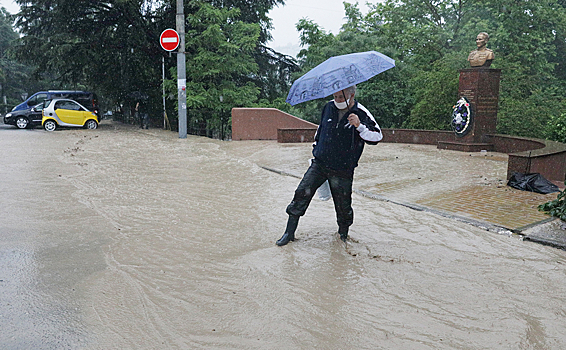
[258,132,566,251]
[257,141,556,234]
[2,120,566,349]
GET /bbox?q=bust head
[476,32,489,49]
[468,32,494,67]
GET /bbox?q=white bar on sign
[163,38,178,43]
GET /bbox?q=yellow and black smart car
[42,99,99,131]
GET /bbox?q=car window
[29,93,48,106]
[32,103,44,111]
[55,100,82,111]
[75,98,88,105]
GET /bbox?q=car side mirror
[30,107,36,112]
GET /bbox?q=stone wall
[381,129,456,145]
[384,131,566,182]
[278,128,317,143]
[231,108,317,141]
[487,135,566,181]
[231,108,566,182]
[485,134,546,154]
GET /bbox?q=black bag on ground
[507,172,559,194]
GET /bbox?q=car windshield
[28,93,48,106]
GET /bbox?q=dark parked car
[3,103,44,129]
[11,90,100,118]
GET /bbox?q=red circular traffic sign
[160,29,179,51]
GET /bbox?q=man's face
[333,90,352,102]
[476,34,487,48]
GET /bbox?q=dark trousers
[286,160,354,228]
[138,112,149,129]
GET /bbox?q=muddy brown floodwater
[1,121,566,349]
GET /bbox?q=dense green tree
[170,1,260,137]
[0,7,17,110]
[11,0,293,135]
[0,8,17,66]
[485,0,566,137]
[0,7,44,112]
[289,5,412,128]
[9,0,566,141]
[292,0,566,138]
[364,0,479,130]
[206,0,298,102]
[13,0,166,118]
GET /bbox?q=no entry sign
[160,29,179,51]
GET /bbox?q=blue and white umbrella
[286,51,395,106]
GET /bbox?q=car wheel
[16,117,29,129]
[85,119,98,130]
[44,120,57,131]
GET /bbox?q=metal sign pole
[176,0,187,138]
[162,56,166,129]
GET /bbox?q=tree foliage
[6,0,566,141]
[184,2,261,109]
[0,7,40,112]
[10,0,294,134]
[293,1,566,139]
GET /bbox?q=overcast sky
[1,0,373,57]
[1,0,17,13]
[267,0,371,57]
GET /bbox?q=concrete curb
[520,218,566,250]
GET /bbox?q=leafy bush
[544,112,566,143]
[538,185,566,220]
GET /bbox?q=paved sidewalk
[247,141,560,235]
[415,184,551,230]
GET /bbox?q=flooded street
[1,121,566,349]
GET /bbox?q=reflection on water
[1,123,566,349]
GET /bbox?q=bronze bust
[468,32,494,68]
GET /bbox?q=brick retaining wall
[487,135,566,181]
[384,131,566,182]
[381,129,456,145]
[231,108,566,182]
[485,134,546,154]
[231,108,317,141]
[278,128,317,143]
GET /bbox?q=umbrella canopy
[286,51,395,106]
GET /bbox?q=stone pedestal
[438,68,501,151]
[458,68,501,142]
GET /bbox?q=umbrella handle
[346,107,356,150]
[341,89,357,150]
[351,123,355,150]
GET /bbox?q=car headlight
[5,113,12,118]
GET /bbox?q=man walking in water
[276,85,382,246]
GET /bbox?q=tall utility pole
[176,0,187,138]
[162,56,166,129]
